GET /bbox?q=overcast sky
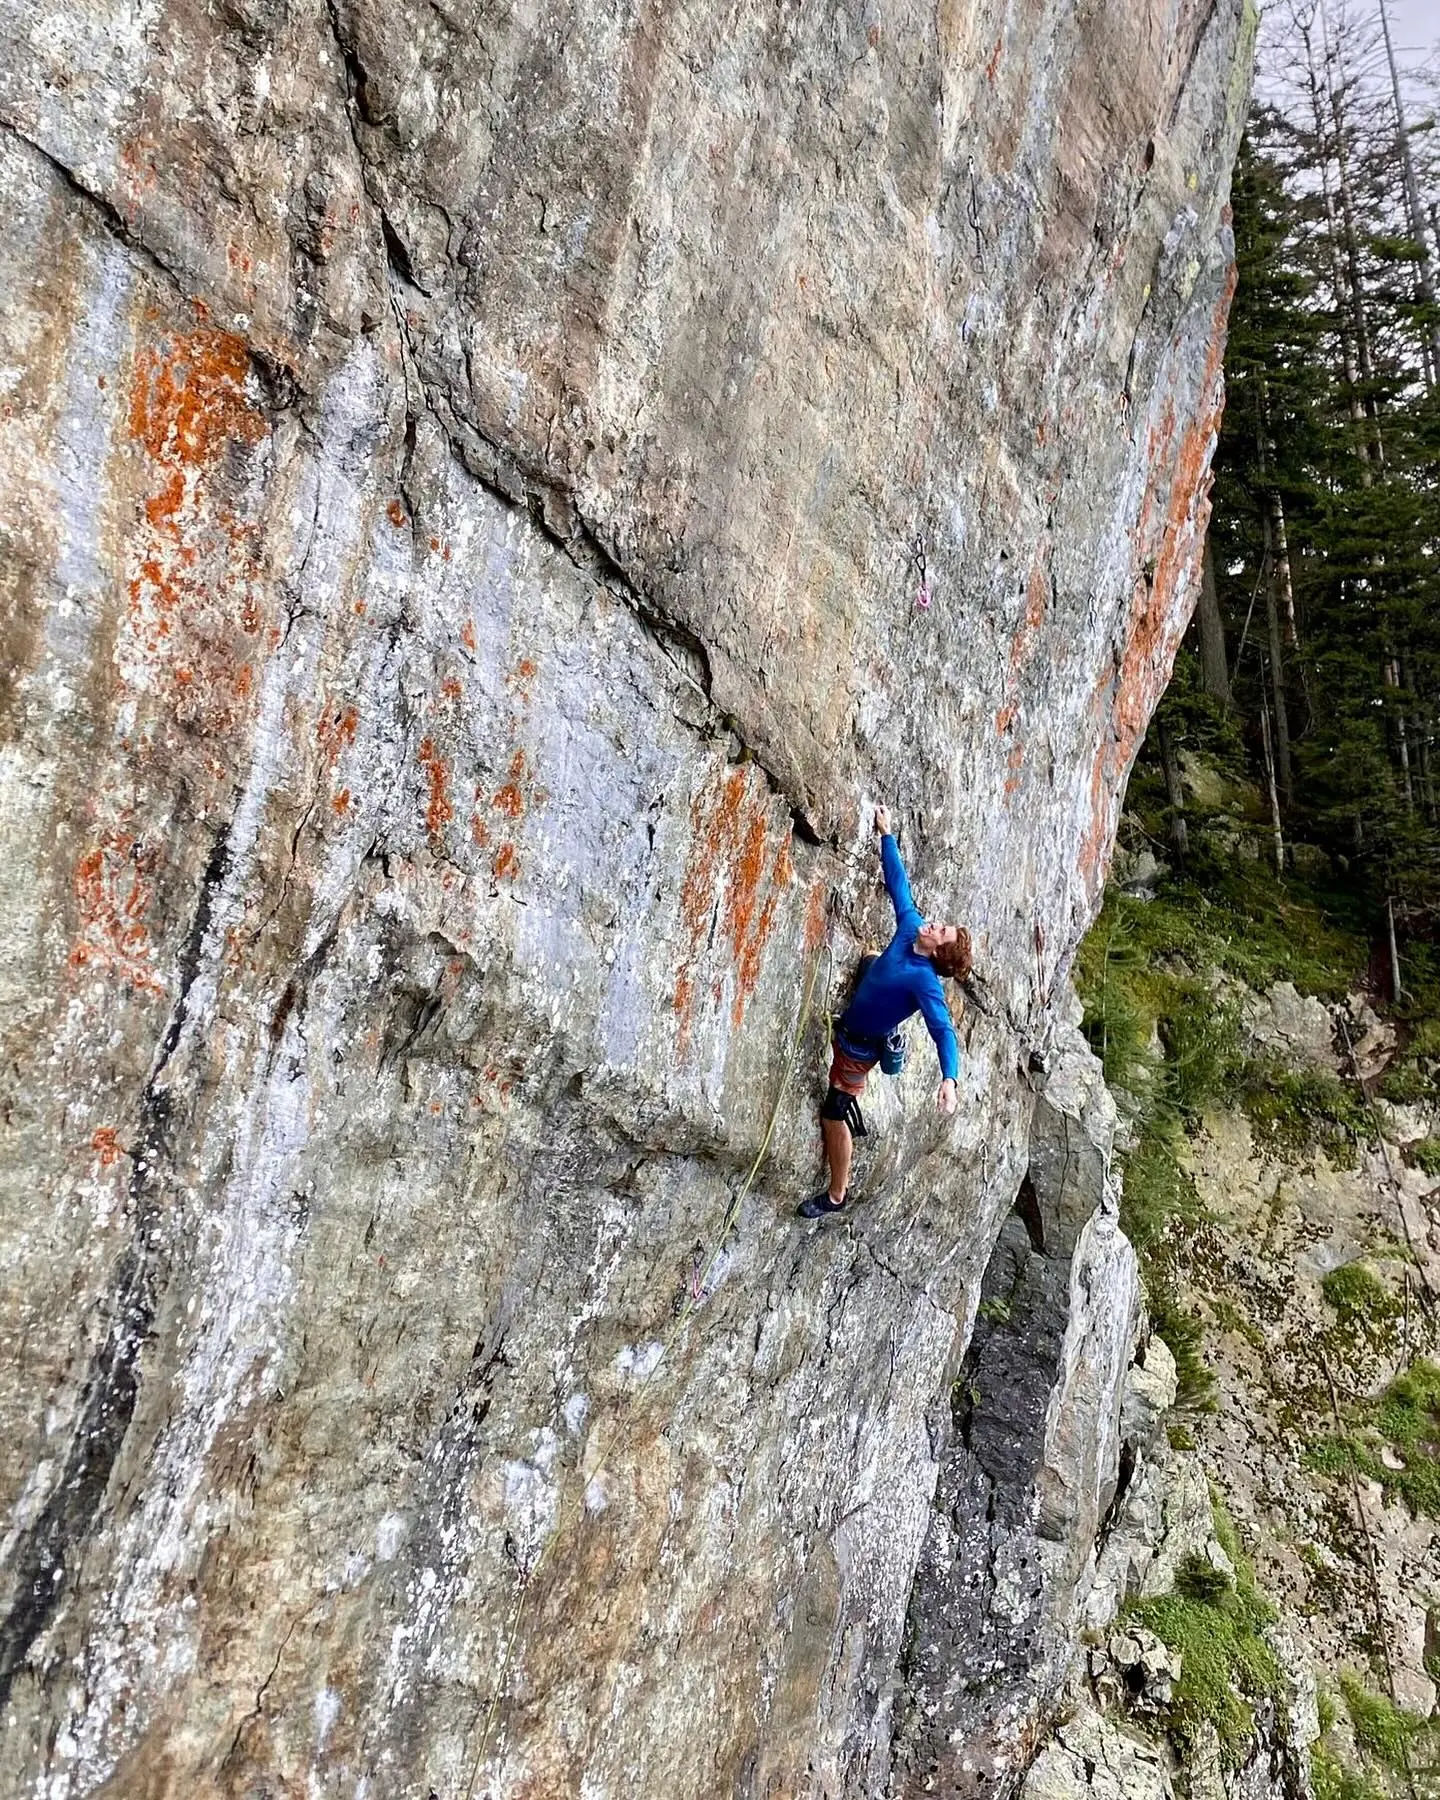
[1381,0,1438,64]
[1257,0,1438,112]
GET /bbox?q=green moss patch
[1408,1138,1440,1178]
[1235,1062,1373,1167]
[1127,1512,1280,1765]
[1311,1740,1389,1800]
[1322,1263,1397,1320]
[1321,1264,1404,1357]
[1342,1677,1428,1773]
[1305,1359,1440,1518]
[1313,1679,1440,1799]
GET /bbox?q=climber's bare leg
[821,1116,853,1204]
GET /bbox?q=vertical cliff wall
[0,0,1251,1793]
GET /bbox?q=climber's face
[915,921,959,956]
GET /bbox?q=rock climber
[799,805,970,1218]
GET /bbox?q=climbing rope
[1319,1348,1422,1800]
[1322,1011,1435,1797]
[463,938,833,1798]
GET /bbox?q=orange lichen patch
[91,1127,122,1167]
[1023,557,1048,635]
[506,655,538,702]
[68,834,166,997]
[122,327,269,734]
[492,748,531,819]
[471,747,543,866]
[317,704,359,787]
[802,880,829,954]
[1077,267,1236,893]
[460,620,477,653]
[118,137,157,211]
[418,738,454,840]
[990,537,1055,747]
[128,327,264,469]
[673,765,795,1049]
[386,499,407,527]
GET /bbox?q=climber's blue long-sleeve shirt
[840,835,959,1082]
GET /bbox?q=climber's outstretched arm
[873,806,921,935]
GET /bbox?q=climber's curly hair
[932,928,972,983]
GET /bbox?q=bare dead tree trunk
[1298,6,1370,450]
[1196,537,1231,707]
[1383,646,1416,811]
[1267,488,1300,650]
[1378,0,1440,388]
[1158,717,1189,867]
[1259,679,1286,874]
[1388,893,1405,1004]
[1322,0,1387,469]
[1255,380,1295,803]
[1264,541,1295,806]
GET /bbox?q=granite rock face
[0,0,1250,1793]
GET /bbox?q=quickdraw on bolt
[967,155,984,271]
[911,532,932,610]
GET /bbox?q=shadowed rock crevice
[891,1058,1139,1797]
[0,818,234,1709]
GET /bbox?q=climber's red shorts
[827,1040,876,1098]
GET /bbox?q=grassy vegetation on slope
[1305,1357,1440,1520]
[1126,1504,1280,1765]
[1074,847,1373,1406]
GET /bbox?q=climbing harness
[464,938,832,1798]
[879,1027,907,1077]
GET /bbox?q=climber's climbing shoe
[797,1192,846,1219]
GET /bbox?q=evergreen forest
[1139,0,1440,997]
